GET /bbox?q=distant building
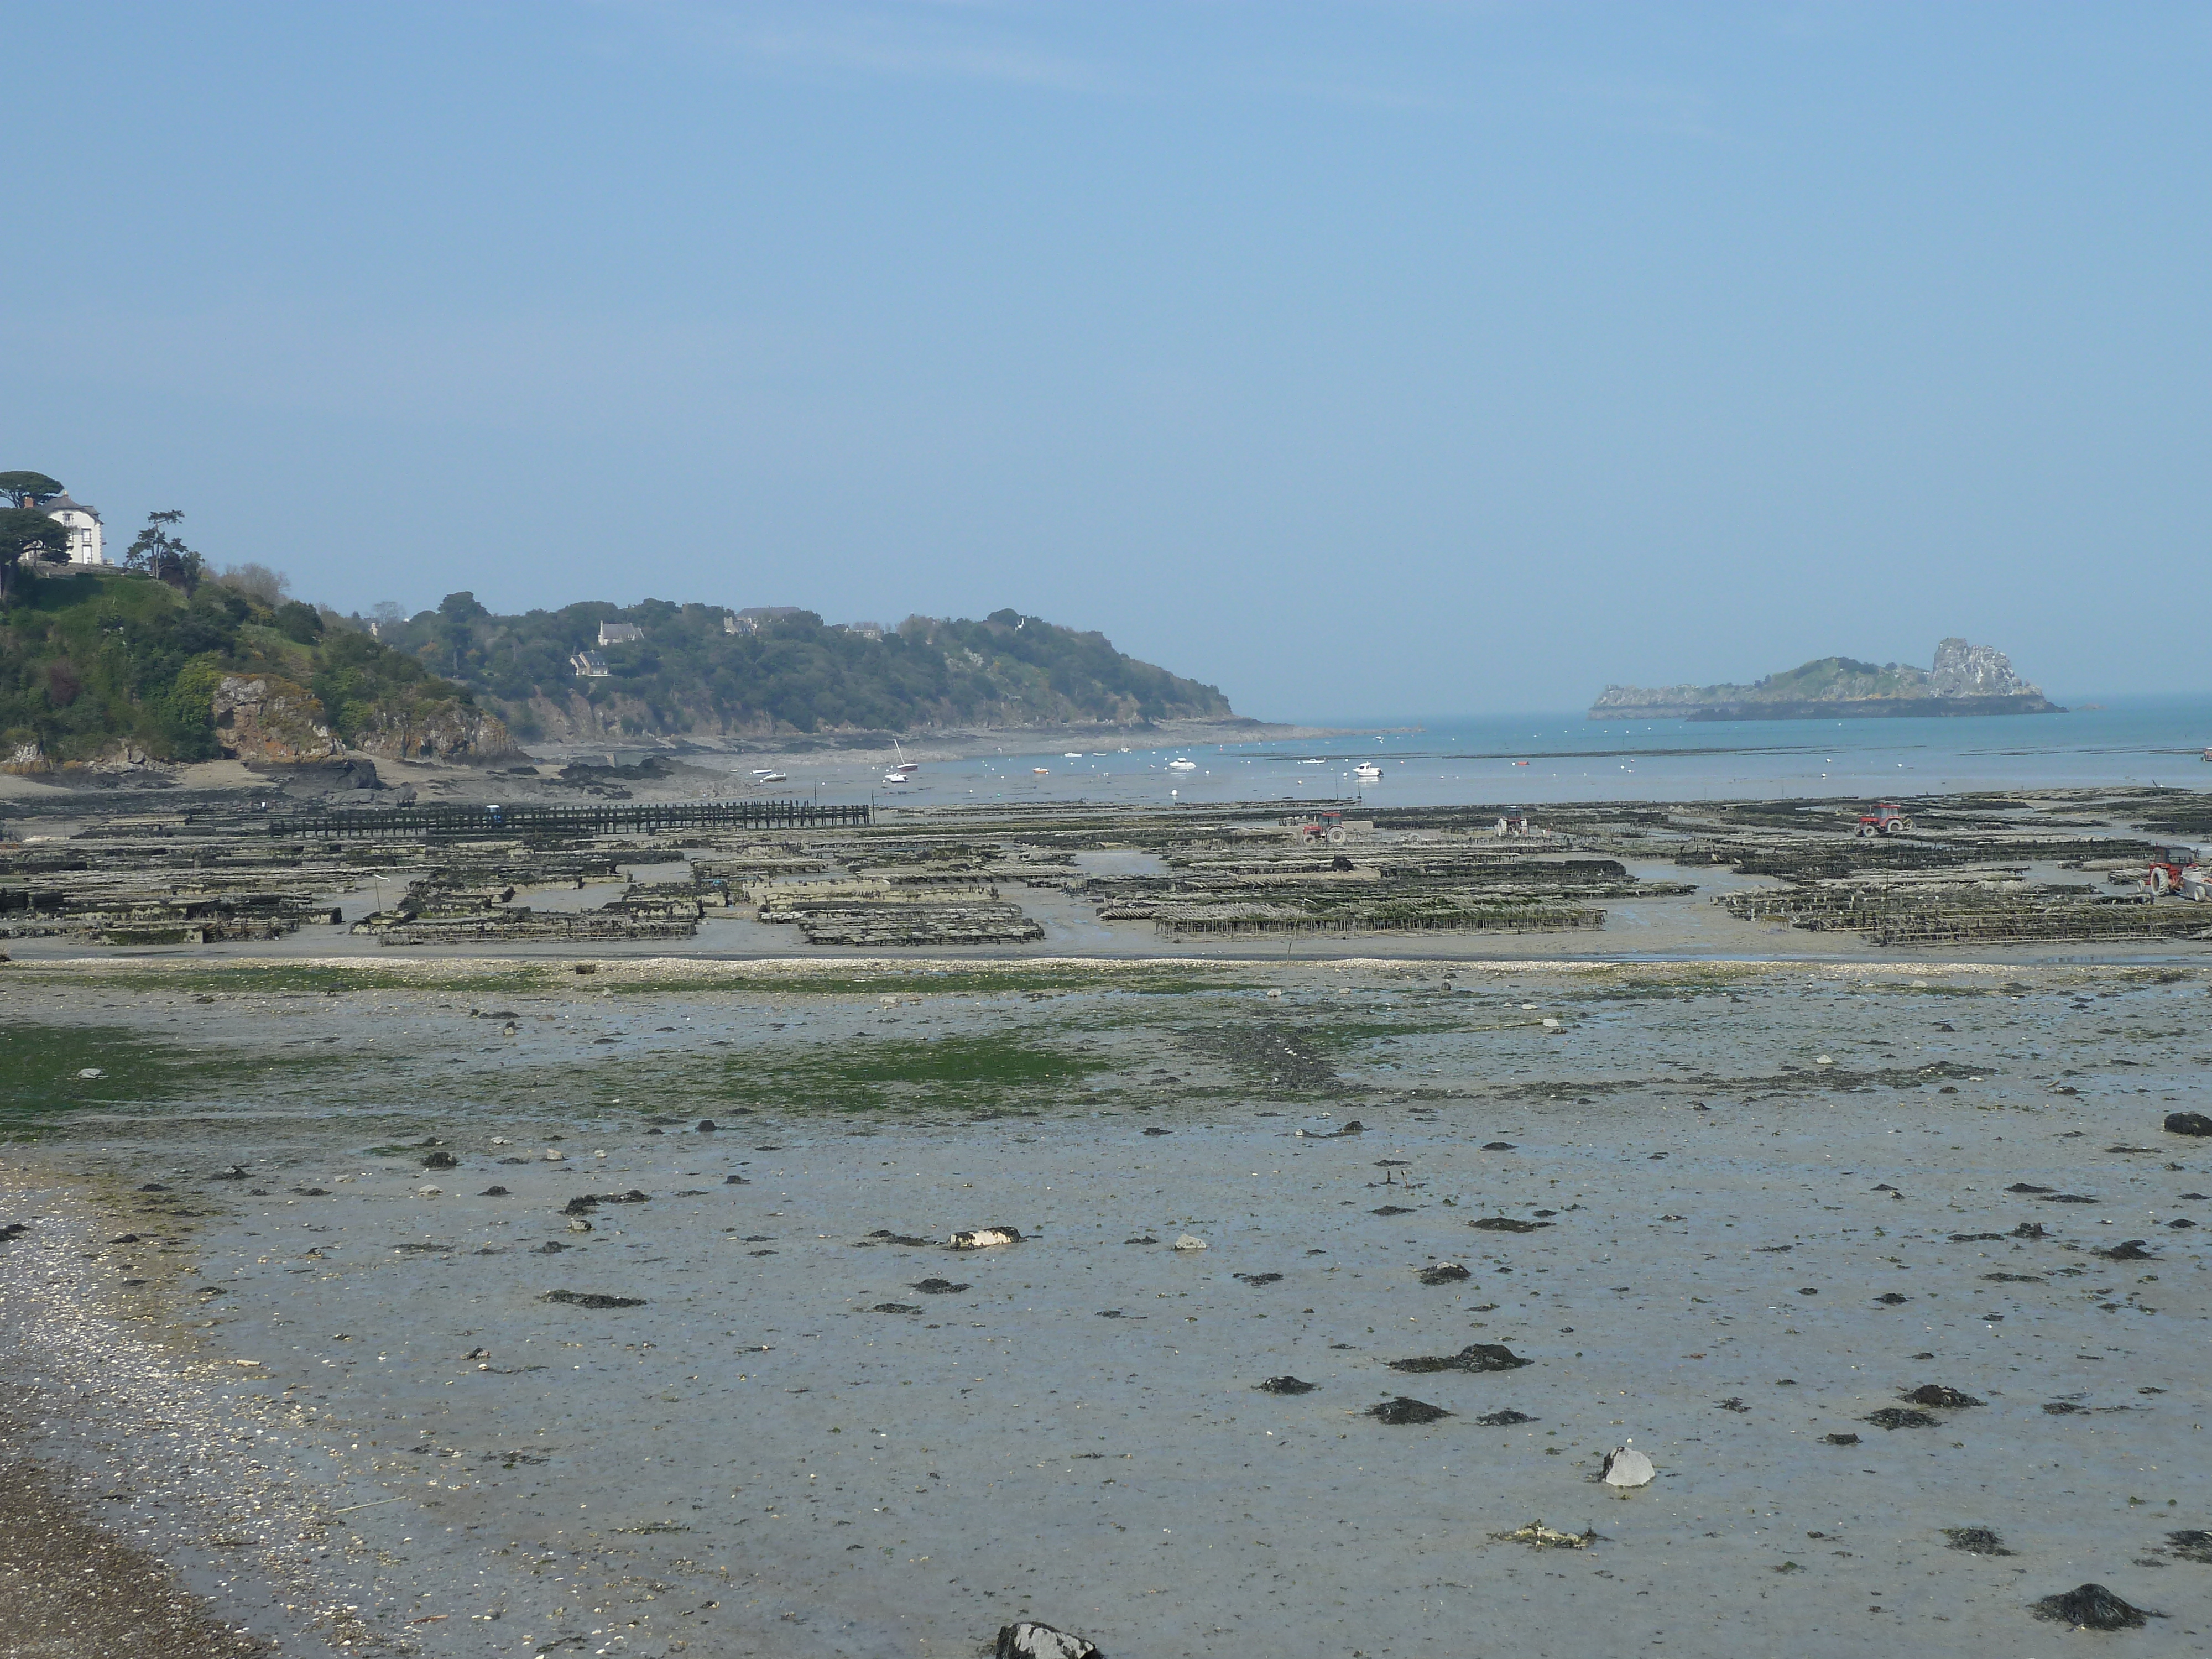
[571,650,610,678]
[726,606,804,637]
[844,620,885,640]
[597,622,643,646]
[38,492,105,567]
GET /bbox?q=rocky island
[1590,637,2064,721]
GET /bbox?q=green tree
[124,510,204,590]
[274,599,324,644]
[0,471,64,508]
[0,506,71,603]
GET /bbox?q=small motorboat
[1353,761,1383,781]
[750,768,788,784]
[1032,766,1051,774]
[1167,757,1198,771]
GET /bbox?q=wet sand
[3,957,2209,1656]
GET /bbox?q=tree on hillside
[215,562,289,606]
[0,506,71,602]
[124,509,204,590]
[0,471,64,508]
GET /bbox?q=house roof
[41,493,100,519]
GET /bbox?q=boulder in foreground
[996,1619,1101,1658]
[1600,1443,1656,1488]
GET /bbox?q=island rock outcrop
[1590,640,2062,722]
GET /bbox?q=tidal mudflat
[3,956,2209,1656]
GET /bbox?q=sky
[7,2,2208,720]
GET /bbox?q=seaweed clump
[541,1290,647,1309]
[1369,1396,1452,1425]
[1901,1384,1984,1408]
[1389,1343,1531,1375]
[1943,1527,2014,1556]
[2030,1584,2155,1631]
[1865,1408,1938,1431]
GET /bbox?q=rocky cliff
[212,675,343,764]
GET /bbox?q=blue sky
[8,3,2208,717]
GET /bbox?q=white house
[38,492,106,567]
[598,622,643,646]
[571,650,611,678]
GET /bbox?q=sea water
[870,693,2212,808]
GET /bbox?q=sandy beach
[4,952,2208,1656]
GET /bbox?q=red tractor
[2146,846,2209,901]
[1855,802,1913,837]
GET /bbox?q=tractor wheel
[2152,867,2174,896]
[1856,824,1874,838]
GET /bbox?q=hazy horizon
[9,3,2207,722]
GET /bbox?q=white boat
[1353,761,1383,781]
[1032,766,1051,774]
[750,768,788,784]
[1062,752,1083,759]
[883,739,920,782]
[1297,758,1324,766]
[1167,757,1198,772]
